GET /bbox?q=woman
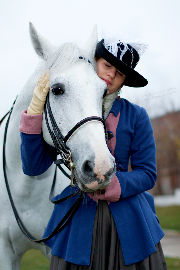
[20,38,167,269]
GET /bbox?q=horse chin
[76,177,110,193]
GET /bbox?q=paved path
[154,189,180,206]
[161,230,180,258]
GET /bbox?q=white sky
[0,0,180,118]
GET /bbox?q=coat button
[106,131,114,140]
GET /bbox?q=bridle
[1,67,109,243]
[44,91,107,187]
[44,55,108,187]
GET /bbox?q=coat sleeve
[19,110,57,176]
[116,107,157,199]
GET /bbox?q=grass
[165,257,180,270]
[21,249,49,270]
[156,205,180,232]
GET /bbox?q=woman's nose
[107,68,116,79]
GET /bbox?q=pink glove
[88,175,121,203]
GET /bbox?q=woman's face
[96,58,126,94]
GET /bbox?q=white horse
[0,23,116,269]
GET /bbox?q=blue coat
[20,98,164,266]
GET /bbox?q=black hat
[95,39,148,87]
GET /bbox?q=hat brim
[95,40,148,88]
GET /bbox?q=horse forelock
[49,42,84,70]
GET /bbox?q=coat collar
[109,97,121,117]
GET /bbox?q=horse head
[29,23,115,192]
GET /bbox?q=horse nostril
[82,160,94,176]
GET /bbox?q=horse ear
[84,25,98,61]
[29,22,54,61]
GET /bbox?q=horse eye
[51,84,65,95]
[52,87,64,95]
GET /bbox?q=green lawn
[21,249,49,270]
[165,257,180,270]
[156,205,180,232]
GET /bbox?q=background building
[151,110,180,195]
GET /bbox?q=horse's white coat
[0,24,116,269]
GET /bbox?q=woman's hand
[27,71,50,115]
[88,175,121,203]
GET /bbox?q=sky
[0,0,180,119]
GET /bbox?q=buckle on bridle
[67,151,75,187]
[55,150,76,186]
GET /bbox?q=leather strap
[2,98,84,244]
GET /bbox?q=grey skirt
[50,200,167,270]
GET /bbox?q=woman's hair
[95,56,101,61]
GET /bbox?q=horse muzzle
[75,157,116,191]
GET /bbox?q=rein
[1,98,85,243]
[1,91,107,243]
